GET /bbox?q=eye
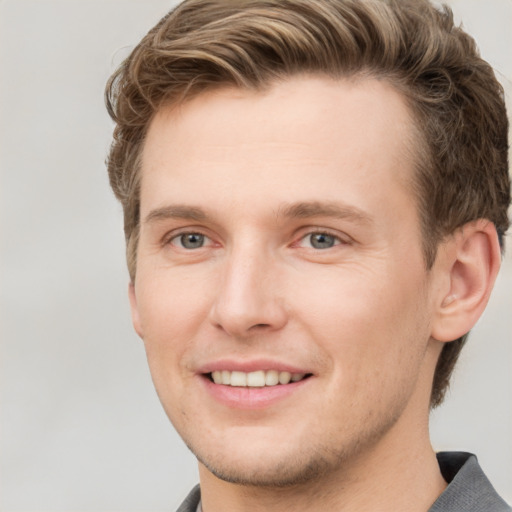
[170,232,209,249]
[300,232,342,249]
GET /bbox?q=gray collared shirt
[429,452,510,511]
[176,452,511,512]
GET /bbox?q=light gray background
[1,1,510,510]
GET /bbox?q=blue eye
[308,233,337,249]
[296,231,343,250]
[175,233,206,249]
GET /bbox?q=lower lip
[201,375,311,409]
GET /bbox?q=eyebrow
[143,201,373,226]
[278,201,373,225]
[143,205,207,224]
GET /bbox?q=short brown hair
[105,0,510,407]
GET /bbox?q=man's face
[131,76,443,486]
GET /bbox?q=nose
[208,245,288,338]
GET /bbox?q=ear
[128,282,144,339]
[431,220,501,342]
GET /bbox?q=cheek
[289,264,430,382]
[136,265,213,336]
[134,276,206,422]
[134,267,216,388]
[303,284,431,433]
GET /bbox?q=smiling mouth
[206,370,312,387]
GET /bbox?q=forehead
[140,76,418,223]
[145,76,415,154]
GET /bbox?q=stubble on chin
[183,390,413,490]
[196,448,334,488]
[187,420,392,490]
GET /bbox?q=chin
[185,425,361,489]
[180,399,410,488]
[195,447,337,488]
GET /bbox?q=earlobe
[128,282,144,338]
[431,220,501,343]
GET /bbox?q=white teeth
[230,371,247,387]
[279,371,292,385]
[210,369,307,387]
[247,370,266,387]
[265,370,279,386]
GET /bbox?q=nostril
[251,323,271,330]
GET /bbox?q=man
[105,0,510,510]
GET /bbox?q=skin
[129,76,499,511]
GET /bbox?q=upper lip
[197,359,312,375]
